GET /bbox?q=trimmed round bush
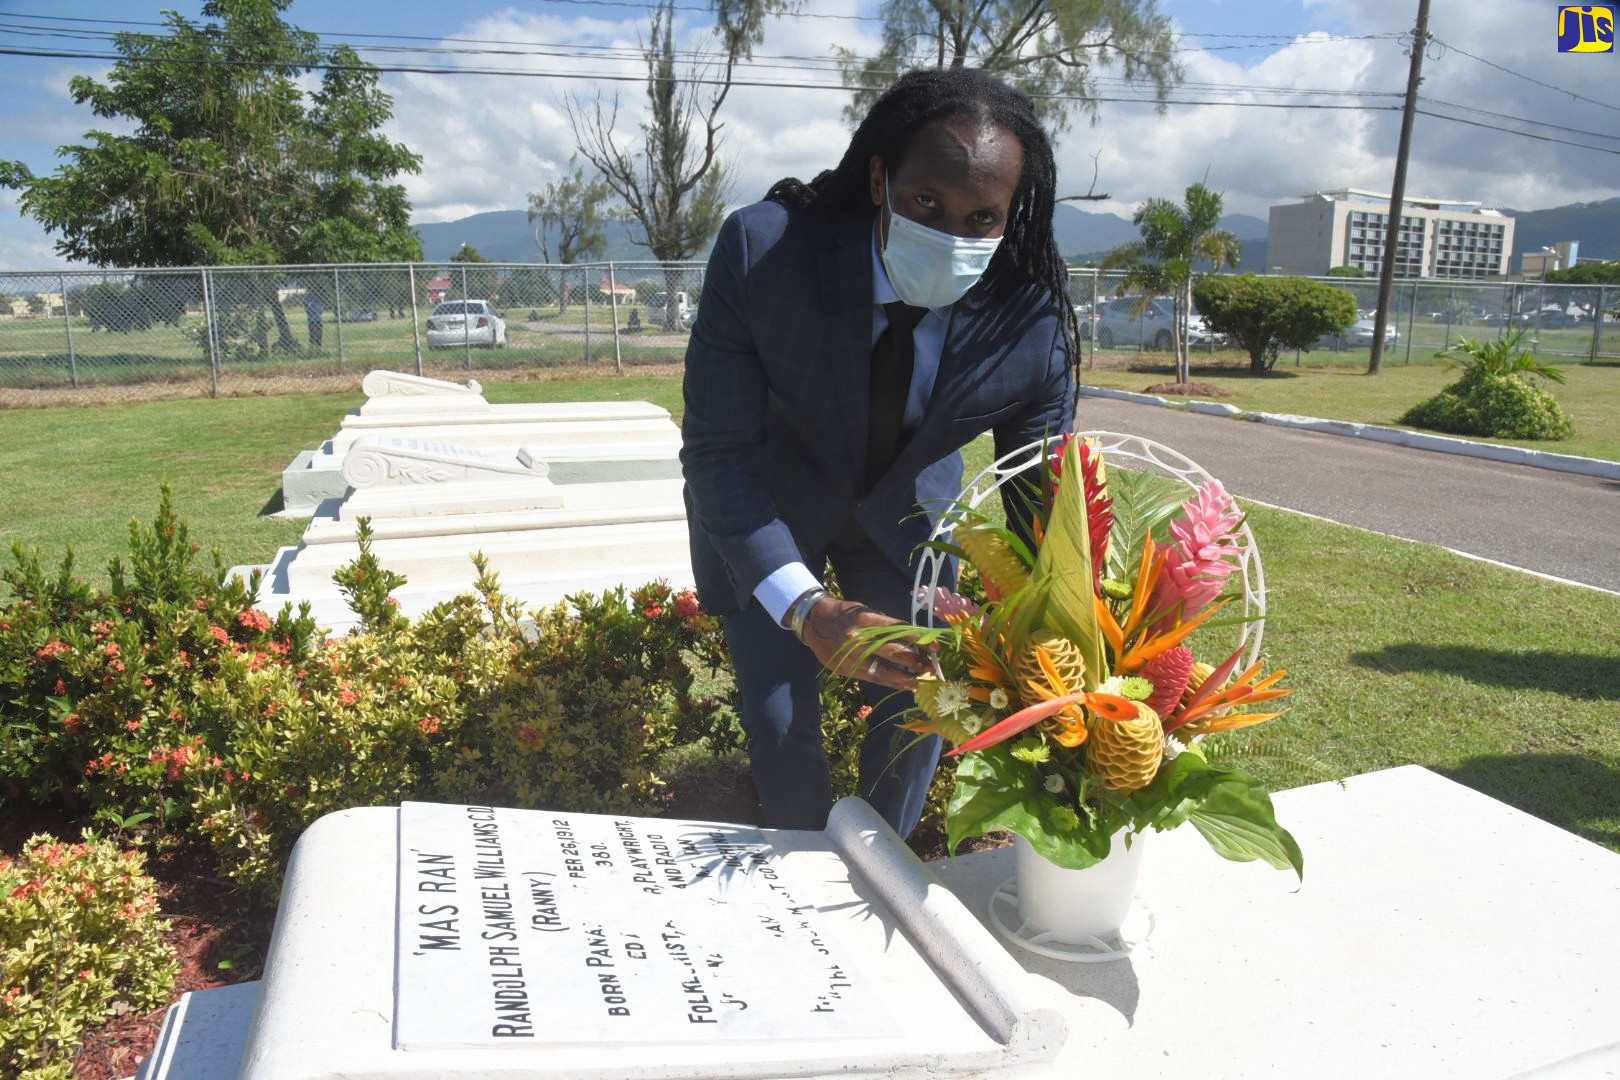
[1402,372,1573,441]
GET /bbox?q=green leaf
[1185,773,1304,879]
[947,748,1123,869]
[1030,438,1105,683]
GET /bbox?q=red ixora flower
[418,716,442,735]
[643,603,664,620]
[238,608,272,633]
[516,724,545,749]
[673,590,701,620]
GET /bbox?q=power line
[514,0,878,21]
[5,20,1619,157]
[1427,34,1620,116]
[1414,108,1620,156]
[1419,95,1620,145]
[0,19,1413,104]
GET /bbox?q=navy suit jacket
[680,198,1078,616]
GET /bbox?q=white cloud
[386,3,873,224]
[1,0,1611,272]
[1056,0,1619,227]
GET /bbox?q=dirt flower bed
[1140,381,1234,397]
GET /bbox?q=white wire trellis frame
[910,432,1267,669]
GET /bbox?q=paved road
[1075,396,1620,594]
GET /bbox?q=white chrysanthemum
[1096,675,1129,697]
[960,713,984,735]
[934,680,973,718]
[1043,775,1065,794]
[988,687,1009,710]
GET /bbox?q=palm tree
[1102,182,1242,384]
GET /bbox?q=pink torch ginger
[1148,479,1245,631]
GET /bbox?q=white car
[1314,318,1397,351]
[426,300,507,349]
[1086,296,1227,350]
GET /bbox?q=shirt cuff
[754,562,822,628]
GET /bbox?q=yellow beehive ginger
[1088,700,1166,793]
[954,523,1030,599]
[1015,630,1088,744]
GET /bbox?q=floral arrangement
[893,434,1302,877]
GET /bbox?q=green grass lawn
[1080,357,1620,462]
[3,373,1616,852]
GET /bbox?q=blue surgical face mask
[880,173,1003,309]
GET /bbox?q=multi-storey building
[1266,188,1514,279]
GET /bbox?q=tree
[1193,274,1358,374]
[529,158,616,265]
[1102,182,1242,383]
[569,0,784,328]
[837,0,1183,133]
[448,246,502,305]
[0,0,421,269]
[1325,265,1369,278]
[528,158,616,314]
[1544,261,1620,323]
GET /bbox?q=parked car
[1480,311,1533,326]
[1313,317,1398,351]
[1534,310,1583,329]
[1088,296,1226,350]
[346,309,378,323]
[425,300,506,349]
[646,291,694,329]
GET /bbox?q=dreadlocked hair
[765,67,1080,363]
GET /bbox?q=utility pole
[1369,0,1432,375]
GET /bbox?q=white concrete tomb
[210,799,1065,1080]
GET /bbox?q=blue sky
[2,0,1616,269]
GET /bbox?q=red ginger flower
[1078,440,1114,590]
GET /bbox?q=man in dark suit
[680,68,1079,837]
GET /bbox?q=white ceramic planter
[1013,830,1145,943]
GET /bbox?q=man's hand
[799,596,931,691]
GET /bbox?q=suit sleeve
[679,209,806,609]
[993,309,1078,547]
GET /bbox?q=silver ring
[866,660,878,677]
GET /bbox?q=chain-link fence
[0,261,707,404]
[1,261,1613,403]
[1068,268,1616,368]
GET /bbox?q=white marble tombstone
[225,798,1065,1080]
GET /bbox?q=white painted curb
[1079,385,1620,481]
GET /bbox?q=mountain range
[412,198,1620,269]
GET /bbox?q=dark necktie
[867,301,927,486]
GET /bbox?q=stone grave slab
[226,798,1064,1080]
[318,476,684,533]
[279,374,681,517]
[356,371,491,415]
[342,436,556,489]
[931,765,1620,1079]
